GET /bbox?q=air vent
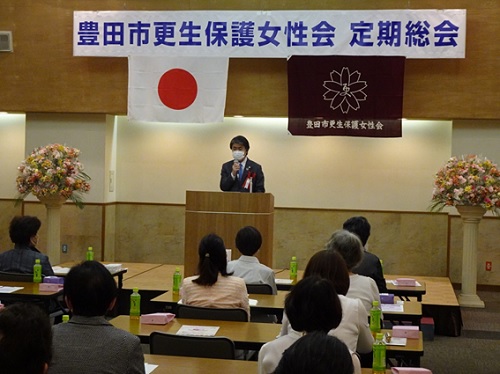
[0,31,13,52]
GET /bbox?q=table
[152,290,421,326]
[274,268,303,290]
[143,354,257,372]
[151,290,287,322]
[143,354,392,373]
[275,270,429,303]
[0,280,64,313]
[123,264,179,291]
[152,290,286,310]
[385,276,427,302]
[55,261,141,289]
[382,301,422,326]
[111,315,282,350]
[384,329,424,367]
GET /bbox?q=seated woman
[181,233,250,320]
[49,261,145,374]
[258,276,361,374]
[0,216,54,276]
[0,302,52,374]
[325,229,381,314]
[274,331,354,374]
[280,250,373,355]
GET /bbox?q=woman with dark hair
[180,233,250,319]
[49,261,145,374]
[0,303,52,374]
[258,276,360,374]
[279,250,373,355]
[274,331,354,374]
[0,216,54,276]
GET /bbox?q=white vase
[455,205,486,308]
[38,195,67,266]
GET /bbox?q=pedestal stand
[456,205,486,308]
[38,195,66,265]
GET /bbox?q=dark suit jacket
[0,246,54,276]
[352,250,388,293]
[220,158,265,192]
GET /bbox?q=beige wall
[114,117,452,210]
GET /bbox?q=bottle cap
[175,267,180,272]
[88,246,93,251]
[35,259,40,264]
[292,256,296,260]
[376,332,384,340]
[372,300,379,306]
[133,287,139,293]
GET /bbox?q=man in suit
[343,216,388,293]
[0,216,54,276]
[49,261,145,374]
[220,135,265,193]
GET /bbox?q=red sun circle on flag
[157,68,198,110]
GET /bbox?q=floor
[419,290,500,374]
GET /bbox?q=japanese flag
[128,56,229,123]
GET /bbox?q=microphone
[233,159,240,178]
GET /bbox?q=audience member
[280,250,373,354]
[0,302,52,374]
[48,261,145,374]
[258,276,360,374]
[274,331,354,374]
[181,233,250,319]
[0,216,54,276]
[325,229,381,314]
[343,216,387,293]
[227,226,277,294]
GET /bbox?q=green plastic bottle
[130,287,141,320]
[372,332,386,374]
[86,246,94,261]
[172,267,182,295]
[33,259,42,283]
[370,300,382,337]
[289,256,298,283]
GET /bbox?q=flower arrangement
[431,155,500,214]
[16,143,91,209]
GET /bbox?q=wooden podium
[184,191,274,277]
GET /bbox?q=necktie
[239,164,244,180]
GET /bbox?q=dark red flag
[288,55,405,137]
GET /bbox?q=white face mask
[232,150,245,161]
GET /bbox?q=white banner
[74,10,466,59]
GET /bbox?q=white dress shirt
[227,255,278,295]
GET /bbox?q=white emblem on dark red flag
[323,67,367,114]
